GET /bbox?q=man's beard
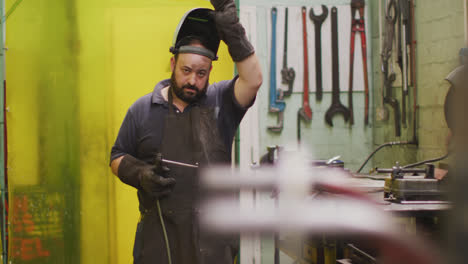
[170,72,208,104]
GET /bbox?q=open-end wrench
[281,7,295,97]
[325,7,350,127]
[309,5,328,102]
[349,0,370,126]
[298,6,312,121]
[268,7,285,132]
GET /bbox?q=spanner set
[268,1,370,135]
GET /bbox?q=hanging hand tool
[281,7,295,97]
[375,0,388,122]
[397,0,410,128]
[409,0,418,144]
[268,7,286,132]
[309,5,328,102]
[297,110,302,144]
[348,0,370,126]
[325,7,350,127]
[299,6,313,121]
[382,0,401,137]
[297,7,313,145]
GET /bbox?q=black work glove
[210,0,254,62]
[117,154,176,198]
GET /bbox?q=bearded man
[109,1,262,263]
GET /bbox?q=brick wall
[370,0,464,169]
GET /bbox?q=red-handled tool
[298,6,312,122]
[349,0,370,126]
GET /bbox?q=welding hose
[402,152,450,169]
[156,199,172,264]
[356,141,415,173]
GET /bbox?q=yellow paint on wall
[108,6,234,263]
[6,0,235,262]
[76,1,234,264]
[5,0,43,187]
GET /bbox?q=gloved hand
[117,154,176,198]
[210,0,254,62]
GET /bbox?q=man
[109,0,262,263]
[434,48,467,180]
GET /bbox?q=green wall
[240,0,465,263]
[371,0,464,169]
[242,0,464,175]
[240,1,375,263]
[241,0,374,172]
[6,0,81,262]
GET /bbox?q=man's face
[170,50,212,104]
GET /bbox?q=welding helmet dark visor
[170,8,220,61]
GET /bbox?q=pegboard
[259,4,371,94]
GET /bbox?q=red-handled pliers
[349,0,370,126]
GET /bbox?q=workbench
[277,174,450,264]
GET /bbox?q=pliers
[349,0,370,125]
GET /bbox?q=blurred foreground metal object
[199,151,442,264]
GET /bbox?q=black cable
[157,200,172,264]
[402,152,450,168]
[297,111,301,145]
[356,141,415,173]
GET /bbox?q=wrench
[268,7,286,132]
[281,7,295,97]
[298,6,312,121]
[349,0,370,126]
[309,5,328,102]
[325,7,350,127]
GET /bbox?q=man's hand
[434,168,448,181]
[210,0,254,62]
[210,0,262,108]
[116,154,176,198]
[210,0,234,11]
[139,165,176,198]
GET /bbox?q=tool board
[259,4,371,93]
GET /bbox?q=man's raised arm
[211,0,263,107]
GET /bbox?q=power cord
[157,199,172,264]
[356,141,415,173]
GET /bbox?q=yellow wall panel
[7,0,83,262]
[108,6,234,263]
[5,0,44,187]
[6,0,235,262]
[76,1,234,264]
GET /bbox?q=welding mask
[170,8,220,61]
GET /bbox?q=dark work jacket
[111,78,252,264]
